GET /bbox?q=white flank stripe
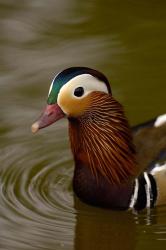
[151,162,166,175]
[154,114,166,127]
[144,172,151,208]
[129,179,139,209]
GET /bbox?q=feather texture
[69,92,137,184]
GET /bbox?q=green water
[0,0,166,249]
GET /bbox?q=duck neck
[69,92,137,185]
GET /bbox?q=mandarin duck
[31,67,166,210]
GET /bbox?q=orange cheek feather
[59,94,91,117]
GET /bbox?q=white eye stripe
[59,74,108,99]
[48,73,108,99]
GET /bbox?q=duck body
[69,116,134,210]
[68,92,136,210]
[73,163,133,209]
[31,67,166,211]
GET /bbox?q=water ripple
[0,135,75,249]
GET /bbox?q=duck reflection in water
[74,196,136,250]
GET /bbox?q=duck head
[31,67,111,132]
[32,67,136,184]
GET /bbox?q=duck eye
[74,87,84,97]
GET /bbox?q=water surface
[0,0,166,249]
